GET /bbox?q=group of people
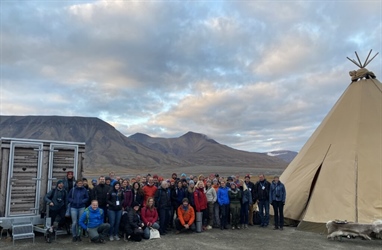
[44,171,286,244]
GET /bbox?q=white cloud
[1,0,381,152]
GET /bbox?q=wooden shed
[0,138,85,229]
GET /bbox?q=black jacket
[253,180,271,201]
[107,188,124,211]
[91,184,111,207]
[154,186,172,209]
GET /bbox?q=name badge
[116,201,120,205]
[262,186,265,190]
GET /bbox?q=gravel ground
[1,225,381,250]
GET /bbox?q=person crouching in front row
[79,200,110,243]
[175,198,196,234]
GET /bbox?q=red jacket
[194,188,208,212]
[142,185,157,206]
[141,206,158,226]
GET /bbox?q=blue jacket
[79,206,104,230]
[68,186,89,209]
[217,186,230,205]
[269,181,286,203]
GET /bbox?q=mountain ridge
[0,115,289,172]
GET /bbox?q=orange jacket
[177,204,195,226]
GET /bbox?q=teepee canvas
[280,51,382,233]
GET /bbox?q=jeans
[272,201,284,228]
[258,200,270,226]
[108,209,122,236]
[240,202,249,225]
[88,223,110,242]
[70,207,85,237]
[213,202,220,226]
[143,222,160,239]
[219,204,229,228]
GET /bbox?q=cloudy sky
[1,1,381,152]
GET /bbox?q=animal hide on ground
[326,220,382,241]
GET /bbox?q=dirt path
[1,225,381,250]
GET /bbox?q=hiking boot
[77,236,82,242]
[114,235,120,241]
[273,226,279,230]
[175,230,180,234]
[279,227,284,231]
[72,236,77,242]
[109,236,114,241]
[237,225,240,229]
[244,224,248,229]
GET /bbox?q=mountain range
[0,116,292,173]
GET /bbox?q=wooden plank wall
[0,148,10,217]
[9,148,39,215]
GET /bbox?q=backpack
[253,210,261,225]
[41,188,57,216]
[84,207,104,225]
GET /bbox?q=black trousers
[272,201,284,228]
[49,206,66,228]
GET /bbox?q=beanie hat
[132,201,140,208]
[181,173,186,177]
[92,179,97,183]
[212,178,218,183]
[57,180,64,185]
[189,180,194,185]
[82,177,88,181]
[230,182,236,187]
[105,176,111,181]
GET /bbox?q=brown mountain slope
[0,116,287,172]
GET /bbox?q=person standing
[228,182,242,229]
[107,182,124,241]
[205,179,216,230]
[143,177,158,207]
[132,182,144,207]
[244,174,255,226]
[44,180,68,230]
[240,180,252,229]
[68,179,89,242]
[154,181,171,235]
[270,176,286,230]
[217,180,230,230]
[79,200,110,243]
[63,171,75,193]
[254,174,271,227]
[194,181,208,231]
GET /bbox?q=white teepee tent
[280,51,382,232]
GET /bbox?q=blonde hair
[194,181,205,191]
